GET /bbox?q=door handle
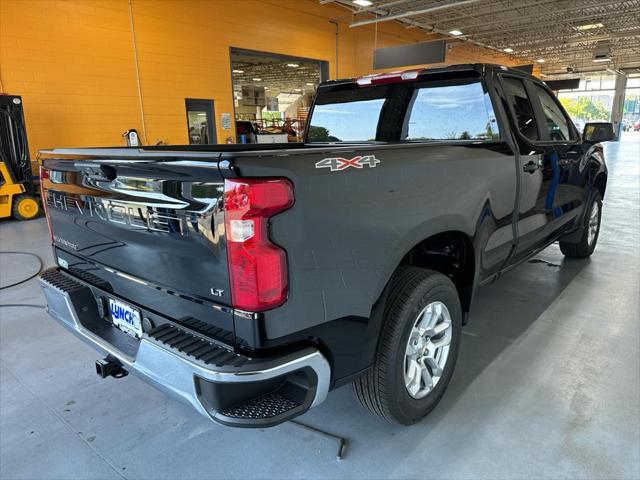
[523,161,539,174]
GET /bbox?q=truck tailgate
[40,148,235,342]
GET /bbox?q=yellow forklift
[0,94,41,220]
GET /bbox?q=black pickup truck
[39,64,613,427]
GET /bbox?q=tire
[353,266,462,425]
[12,195,41,220]
[559,191,602,259]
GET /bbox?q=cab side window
[533,84,574,141]
[501,77,539,141]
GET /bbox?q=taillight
[39,166,53,241]
[224,178,294,312]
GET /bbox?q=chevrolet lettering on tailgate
[46,191,187,235]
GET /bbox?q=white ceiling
[327,0,640,76]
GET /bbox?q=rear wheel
[12,195,41,220]
[559,191,602,259]
[353,267,461,425]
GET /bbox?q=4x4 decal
[315,155,381,172]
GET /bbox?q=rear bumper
[39,268,331,427]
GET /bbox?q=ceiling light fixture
[503,48,514,53]
[287,63,299,68]
[593,58,611,63]
[253,78,262,81]
[576,22,604,31]
[232,69,244,74]
[306,83,315,86]
[449,30,463,36]
[353,0,373,6]
[536,58,545,63]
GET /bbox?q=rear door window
[501,77,540,141]
[403,81,499,141]
[533,84,574,141]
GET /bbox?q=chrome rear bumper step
[39,268,331,427]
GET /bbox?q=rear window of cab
[307,76,499,143]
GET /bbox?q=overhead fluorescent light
[593,58,611,63]
[353,0,373,6]
[287,63,299,68]
[503,48,514,53]
[232,69,244,73]
[253,77,262,81]
[449,30,463,36]
[576,22,604,31]
[306,83,315,86]
[536,58,545,63]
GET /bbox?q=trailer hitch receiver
[95,356,128,379]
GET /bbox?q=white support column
[611,72,627,141]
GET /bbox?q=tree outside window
[559,96,610,123]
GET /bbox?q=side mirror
[583,122,615,143]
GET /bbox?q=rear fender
[350,217,476,385]
[372,214,475,303]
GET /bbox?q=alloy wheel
[403,301,453,399]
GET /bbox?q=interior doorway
[185,99,216,144]
[230,48,329,143]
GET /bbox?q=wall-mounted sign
[221,113,231,130]
[513,64,534,74]
[373,40,446,70]
[544,79,581,91]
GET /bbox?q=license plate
[108,298,142,338]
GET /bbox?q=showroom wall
[0,0,517,158]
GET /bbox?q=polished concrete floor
[1,134,639,479]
